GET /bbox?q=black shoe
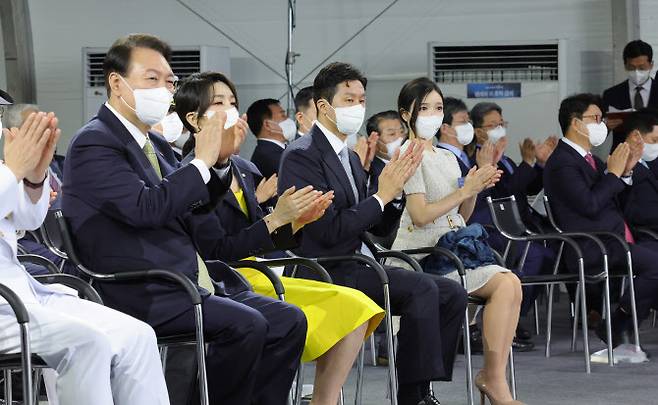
[595,308,633,349]
[417,394,441,405]
[458,324,483,355]
[515,325,532,341]
[512,337,535,352]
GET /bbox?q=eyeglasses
[582,114,607,124]
[481,121,508,130]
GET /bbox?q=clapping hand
[255,174,278,203]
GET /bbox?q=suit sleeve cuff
[190,159,211,184]
[373,194,385,211]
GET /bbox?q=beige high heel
[475,372,526,405]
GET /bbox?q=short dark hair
[397,77,443,136]
[558,93,603,135]
[443,97,468,126]
[623,40,653,64]
[366,110,401,136]
[246,98,280,137]
[470,102,502,129]
[313,62,367,106]
[103,34,172,97]
[619,108,658,139]
[294,86,314,113]
[173,71,238,156]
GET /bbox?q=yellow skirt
[237,267,384,362]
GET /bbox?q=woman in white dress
[391,77,524,405]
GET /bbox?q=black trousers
[156,290,307,405]
[328,264,467,385]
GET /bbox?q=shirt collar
[105,102,148,148]
[260,138,287,149]
[639,159,649,168]
[638,77,652,91]
[561,137,588,157]
[437,142,464,157]
[315,120,347,155]
[376,156,390,164]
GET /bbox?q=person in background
[437,97,476,178]
[390,77,523,405]
[603,40,658,151]
[278,62,468,405]
[365,110,408,196]
[544,93,658,350]
[152,106,188,160]
[248,98,297,179]
[618,109,658,230]
[0,88,171,405]
[467,102,558,348]
[294,85,317,139]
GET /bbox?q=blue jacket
[428,224,496,275]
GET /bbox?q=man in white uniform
[0,89,170,404]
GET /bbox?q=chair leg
[652,310,657,328]
[369,333,377,366]
[577,259,591,373]
[463,316,475,405]
[193,304,209,405]
[159,346,169,371]
[4,370,12,405]
[294,362,304,405]
[545,284,555,358]
[383,284,398,405]
[625,253,641,350]
[571,285,580,352]
[354,344,365,405]
[602,256,614,367]
[509,347,517,400]
[33,369,43,405]
[533,300,540,335]
[339,387,345,405]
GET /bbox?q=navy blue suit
[62,105,306,405]
[251,139,284,179]
[603,79,658,151]
[623,161,658,229]
[278,124,467,401]
[544,140,658,321]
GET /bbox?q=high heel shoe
[475,372,526,405]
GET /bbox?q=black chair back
[40,210,68,260]
[486,195,528,238]
[542,195,563,233]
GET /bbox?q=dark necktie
[634,86,645,109]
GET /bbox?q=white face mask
[453,122,475,145]
[173,131,190,149]
[629,69,651,86]
[278,118,298,142]
[329,104,366,136]
[160,113,184,143]
[205,107,240,130]
[119,76,172,126]
[415,114,443,140]
[487,125,507,143]
[642,142,658,162]
[385,137,404,159]
[583,121,608,147]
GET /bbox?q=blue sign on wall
[467,83,521,99]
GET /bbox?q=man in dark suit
[248,98,295,179]
[278,62,468,405]
[603,40,658,151]
[466,101,557,345]
[364,110,407,197]
[294,86,317,139]
[617,109,658,230]
[62,34,306,405]
[544,93,658,347]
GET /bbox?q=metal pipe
[194,304,209,405]
[577,258,591,373]
[355,345,365,405]
[626,252,641,349]
[383,284,398,405]
[603,255,614,367]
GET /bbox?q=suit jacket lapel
[312,126,357,206]
[97,105,162,186]
[649,79,658,106]
[232,159,263,221]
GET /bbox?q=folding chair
[486,195,613,371]
[17,254,60,275]
[542,195,641,355]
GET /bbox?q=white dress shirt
[560,138,632,185]
[629,77,652,108]
[105,103,215,183]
